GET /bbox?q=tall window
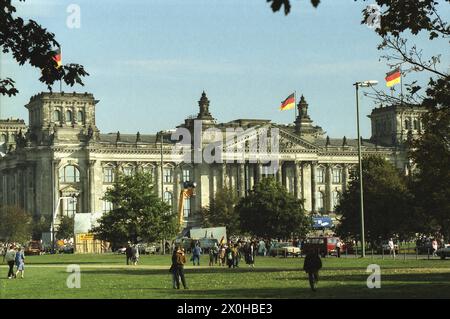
[164,191,173,207]
[183,198,191,217]
[123,166,134,176]
[64,197,77,216]
[404,119,410,130]
[332,168,342,184]
[77,110,84,123]
[0,134,7,143]
[413,119,418,130]
[65,110,73,123]
[182,169,190,182]
[316,168,325,184]
[53,110,61,122]
[164,168,173,183]
[142,166,154,182]
[59,165,80,183]
[102,200,113,213]
[332,191,340,209]
[103,167,114,183]
[316,192,324,212]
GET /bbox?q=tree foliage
[200,187,240,235]
[56,216,74,240]
[91,172,177,245]
[237,178,311,239]
[336,156,414,242]
[0,0,88,96]
[0,205,32,243]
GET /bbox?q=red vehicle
[302,237,352,257]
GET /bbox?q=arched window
[316,192,324,212]
[53,110,61,122]
[59,165,80,183]
[66,110,73,123]
[164,191,173,207]
[77,110,84,123]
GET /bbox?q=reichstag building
[0,91,425,228]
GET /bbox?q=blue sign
[313,216,333,228]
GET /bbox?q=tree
[0,0,88,96]
[0,205,32,243]
[91,172,177,246]
[267,0,320,15]
[336,156,414,242]
[200,187,240,235]
[237,178,311,239]
[31,215,51,240]
[56,216,74,240]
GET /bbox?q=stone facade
[0,91,422,228]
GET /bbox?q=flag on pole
[280,93,295,111]
[385,68,401,87]
[52,47,62,68]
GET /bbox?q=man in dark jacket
[303,251,323,291]
[125,243,132,265]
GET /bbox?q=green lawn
[1,254,449,299]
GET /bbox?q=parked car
[301,236,350,257]
[269,242,300,257]
[435,246,450,260]
[116,247,126,254]
[25,240,42,256]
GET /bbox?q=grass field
[1,253,449,299]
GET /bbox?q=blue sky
[1,0,449,138]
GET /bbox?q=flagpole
[294,90,297,122]
[399,66,403,105]
[59,46,62,93]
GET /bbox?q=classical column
[174,165,181,214]
[88,160,96,214]
[294,161,301,199]
[238,163,245,197]
[256,162,262,183]
[302,162,312,212]
[276,161,283,185]
[155,162,162,197]
[249,163,255,190]
[311,162,317,213]
[343,164,349,192]
[52,159,61,217]
[325,164,332,213]
[221,163,227,190]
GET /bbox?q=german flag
[280,93,295,111]
[385,68,401,87]
[52,47,62,69]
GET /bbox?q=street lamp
[51,193,78,254]
[353,80,378,257]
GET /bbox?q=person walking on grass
[336,239,342,258]
[5,245,16,279]
[15,247,25,279]
[170,248,180,289]
[176,247,188,289]
[245,242,255,268]
[125,242,132,265]
[388,238,396,258]
[303,250,322,292]
[218,244,226,267]
[192,243,202,266]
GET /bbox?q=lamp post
[51,193,78,254]
[353,80,378,258]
